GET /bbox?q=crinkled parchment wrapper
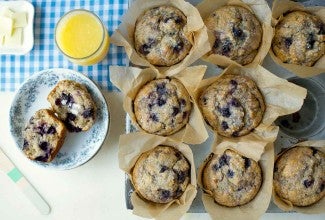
[269,0,325,77]
[196,0,273,68]
[119,132,197,220]
[109,65,208,145]
[272,140,325,214]
[194,64,307,159]
[197,141,274,220]
[110,0,210,76]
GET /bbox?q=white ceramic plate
[0,1,34,55]
[9,68,109,170]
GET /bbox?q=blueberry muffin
[199,74,265,137]
[202,150,262,207]
[274,147,325,207]
[47,80,96,132]
[134,6,192,66]
[205,5,262,65]
[134,78,192,136]
[23,109,67,162]
[132,145,191,204]
[272,11,325,66]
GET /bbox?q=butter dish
[0,1,34,55]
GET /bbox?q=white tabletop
[0,92,324,220]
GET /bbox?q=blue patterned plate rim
[9,68,110,170]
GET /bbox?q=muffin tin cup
[272,140,325,213]
[197,141,274,220]
[194,64,307,158]
[196,0,273,68]
[110,0,211,76]
[269,0,325,77]
[110,65,209,145]
[275,76,325,139]
[118,132,197,219]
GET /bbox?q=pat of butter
[13,12,27,28]
[70,103,83,115]
[0,16,13,36]
[0,1,33,54]
[0,7,14,18]
[0,35,4,45]
[4,27,22,46]
[0,7,28,47]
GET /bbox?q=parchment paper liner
[111,0,210,76]
[194,64,307,159]
[197,140,274,220]
[119,132,197,220]
[272,140,325,214]
[269,0,325,77]
[196,0,273,68]
[110,65,209,145]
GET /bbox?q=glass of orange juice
[55,9,110,66]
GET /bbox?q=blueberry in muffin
[272,11,325,66]
[132,145,191,203]
[202,149,262,207]
[205,5,262,65]
[47,80,96,132]
[199,74,265,137]
[23,109,67,162]
[134,6,192,66]
[134,78,192,136]
[274,146,325,206]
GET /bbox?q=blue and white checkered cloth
[0,0,129,92]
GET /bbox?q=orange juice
[55,10,110,65]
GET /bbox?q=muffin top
[199,74,265,137]
[272,11,325,66]
[134,78,192,136]
[274,146,325,207]
[132,145,191,204]
[205,5,262,65]
[134,5,192,66]
[47,80,96,132]
[202,149,262,207]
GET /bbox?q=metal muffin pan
[124,0,325,213]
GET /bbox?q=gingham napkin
[0,0,129,92]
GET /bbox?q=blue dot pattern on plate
[9,68,110,170]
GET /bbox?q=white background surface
[0,92,324,220]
